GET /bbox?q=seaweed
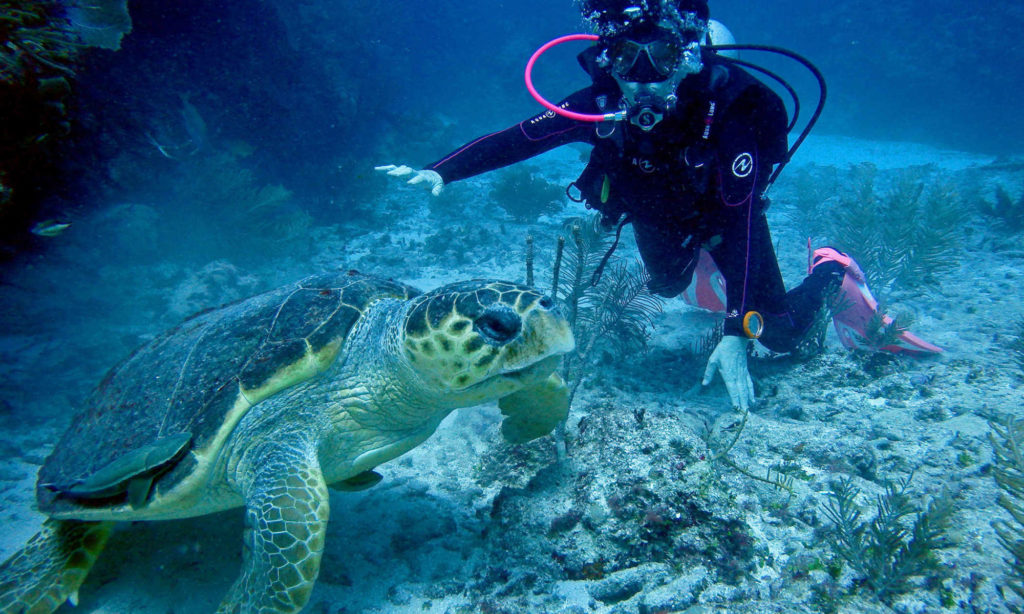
[822,475,954,604]
[532,215,663,457]
[692,322,723,366]
[157,151,312,261]
[790,279,857,359]
[550,216,607,334]
[702,408,795,497]
[1013,318,1024,376]
[862,308,912,350]
[550,215,664,407]
[489,165,565,223]
[828,165,969,293]
[786,164,970,295]
[980,184,1024,234]
[780,163,842,240]
[989,415,1024,602]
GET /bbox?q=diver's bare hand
[374,165,444,196]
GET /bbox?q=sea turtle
[0,270,574,613]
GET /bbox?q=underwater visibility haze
[0,0,1023,612]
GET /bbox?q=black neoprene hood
[580,0,710,38]
[580,0,709,20]
[673,0,710,20]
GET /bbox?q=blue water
[12,0,1016,233]
[272,0,1023,154]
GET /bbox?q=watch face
[743,311,765,339]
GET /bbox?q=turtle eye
[474,306,522,345]
[539,296,555,309]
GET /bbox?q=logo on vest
[732,153,753,178]
[632,158,656,174]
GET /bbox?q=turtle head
[402,280,574,403]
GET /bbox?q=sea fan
[65,0,132,50]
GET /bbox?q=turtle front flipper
[498,372,570,444]
[0,519,113,613]
[219,437,328,614]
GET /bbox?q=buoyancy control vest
[570,47,784,228]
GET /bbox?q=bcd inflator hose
[525,34,625,123]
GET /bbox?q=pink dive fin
[810,246,942,356]
[681,249,727,313]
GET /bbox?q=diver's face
[607,18,707,83]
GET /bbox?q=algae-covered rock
[474,404,758,606]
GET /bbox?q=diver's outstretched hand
[374,165,444,196]
[701,335,755,411]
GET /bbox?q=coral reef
[0,0,79,83]
[0,0,132,231]
[421,224,496,268]
[472,407,760,611]
[166,260,261,320]
[0,0,129,249]
[0,0,81,245]
[703,408,796,496]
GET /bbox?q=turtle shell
[36,271,418,515]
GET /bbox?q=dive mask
[608,25,703,82]
[610,36,684,82]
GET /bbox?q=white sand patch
[793,134,997,171]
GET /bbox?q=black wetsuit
[425,53,835,353]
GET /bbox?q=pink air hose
[525,34,624,123]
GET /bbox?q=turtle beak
[496,306,575,376]
[499,354,563,382]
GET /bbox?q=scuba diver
[377,0,940,412]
